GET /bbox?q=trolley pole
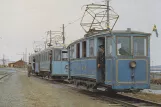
[2,54,5,67]
[106,0,110,28]
[62,24,65,44]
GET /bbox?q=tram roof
[67,29,151,47]
[30,46,66,56]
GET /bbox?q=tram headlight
[130,61,136,68]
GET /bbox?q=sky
[0,0,160,65]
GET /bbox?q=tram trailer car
[29,53,37,74]
[29,47,68,79]
[67,28,151,92]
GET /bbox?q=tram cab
[29,46,68,78]
[97,29,151,91]
[51,48,68,77]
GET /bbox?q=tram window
[89,39,94,57]
[45,53,46,61]
[45,52,47,61]
[43,53,44,61]
[52,50,54,60]
[54,49,61,61]
[76,43,80,58]
[48,51,50,61]
[82,41,86,57]
[46,52,48,61]
[117,37,131,56]
[44,53,46,61]
[106,37,112,56]
[134,37,147,56]
[41,54,42,61]
[43,53,45,61]
[41,54,43,61]
[44,53,45,61]
[70,45,74,58]
[62,51,68,61]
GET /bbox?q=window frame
[70,45,75,59]
[133,36,148,57]
[89,39,95,57]
[62,50,68,61]
[106,37,113,57]
[116,36,131,56]
[82,41,87,58]
[54,49,61,61]
[76,43,80,58]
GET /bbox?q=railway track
[108,93,161,107]
[31,74,161,107]
[0,73,11,80]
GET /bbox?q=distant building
[8,59,27,68]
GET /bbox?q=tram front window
[134,37,147,56]
[117,37,131,56]
[54,50,61,61]
[62,51,68,61]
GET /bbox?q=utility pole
[25,48,27,63]
[49,30,52,47]
[46,30,52,47]
[62,24,65,44]
[2,54,5,66]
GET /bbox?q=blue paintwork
[70,59,96,79]
[52,61,68,76]
[105,59,113,84]
[117,60,147,83]
[87,59,96,78]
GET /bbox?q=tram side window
[70,45,74,58]
[62,51,68,61]
[134,37,147,56]
[54,49,61,61]
[41,54,42,62]
[106,37,112,56]
[46,52,48,61]
[48,51,51,61]
[76,43,80,58]
[82,41,86,57]
[42,54,43,61]
[89,39,94,57]
[45,53,46,61]
[44,53,46,61]
[117,37,131,56]
[43,53,45,61]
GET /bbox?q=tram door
[106,37,113,84]
[97,37,105,83]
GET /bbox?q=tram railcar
[29,47,68,79]
[67,28,151,92]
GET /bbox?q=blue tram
[29,47,68,79]
[67,28,151,92]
